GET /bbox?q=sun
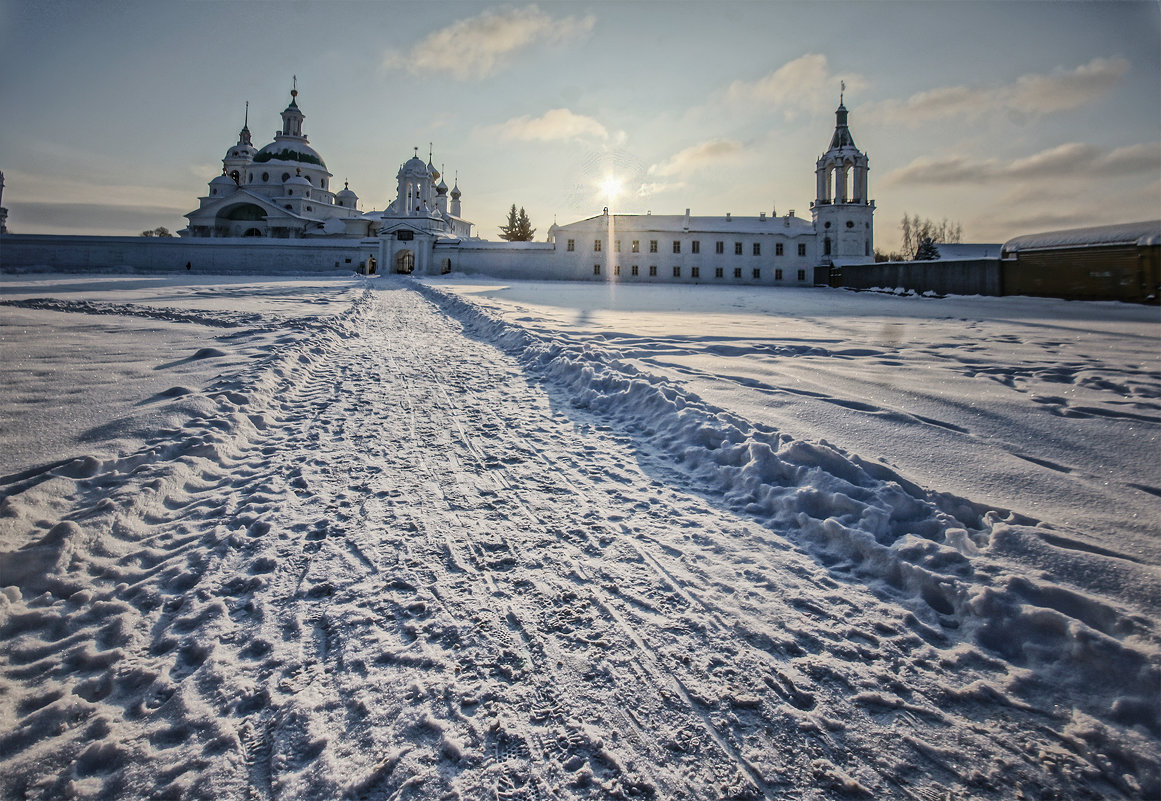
[600,174,622,204]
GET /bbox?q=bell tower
[811,86,874,262]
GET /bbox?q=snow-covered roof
[557,213,814,236]
[1003,220,1161,253]
[932,243,1003,260]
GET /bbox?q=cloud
[866,57,1129,125]
[884,140,1159,186]
[634,181,685,199]
[4,169,192,209]
[648,140,743,178]
[384,4,595,80]
[724,54,867,116]
[1009,57,1131,113]
[496,108,609,142]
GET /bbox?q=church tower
[222,102,257,185]
[811,89,874,261]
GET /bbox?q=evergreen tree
[498,204,520,241]
[515,207,536,241]
[914,235,941,261]
[498,204,536,241]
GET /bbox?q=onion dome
[336,180,358,203]
[436,176,448,195]
[399,149,429,178]
[225,142,257,162]
[450,180,461,200]
[253,140,326,169]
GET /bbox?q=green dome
[253,141,327,169]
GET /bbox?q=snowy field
[0,271,1158,800]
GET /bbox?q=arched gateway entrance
[395,250,415,274]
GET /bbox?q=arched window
[281,173,290,182]
[262,172,269,182]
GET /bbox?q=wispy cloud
[723,54,867,116]
[634,180,685,199]
[5,169,192,209]
[648,140,743,178]
[496,108,609,142]
[884,140,1159,185]
[865,57,1129,125]
[384,4,594,80]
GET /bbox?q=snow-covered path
[1,279,1157,800]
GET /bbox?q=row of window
[571,239,805,257]
[592,265,807,280]
[246,171,328,190]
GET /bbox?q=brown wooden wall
[1003,244,1160,303]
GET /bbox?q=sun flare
[600,174,622,203]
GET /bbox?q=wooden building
[1001,221,1160,303]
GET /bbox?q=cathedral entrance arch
[395,250,415,274]
[219,203,266,222]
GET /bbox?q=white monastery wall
[0,235,379,274]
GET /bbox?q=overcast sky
[1,0,1158,250]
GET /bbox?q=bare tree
[900,213,962,259]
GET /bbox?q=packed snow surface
[0,272,1158,800]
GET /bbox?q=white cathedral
[183,84,874,282]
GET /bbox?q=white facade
[184,86,372,239]
[545,209,819,284]
[173,88,873,280]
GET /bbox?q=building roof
[1003,220,1161,253]
[931,243,1003,260]
[557,213,814,236]
[827,102,856,151]
[253,141,327,169]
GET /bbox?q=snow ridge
[0,297,343,332]
[417,281,1161,760]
